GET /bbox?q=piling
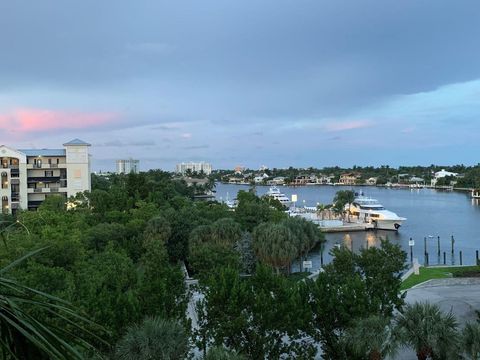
[424,237,427,256]
[409,238,413,263]
[451,235,455,256]
[425,252,429,266]
[443,252,446,265]
[460,251,463,266]
[437,236,441,258]
[476,250,479,265]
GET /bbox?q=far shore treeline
[210,164,480,188]
[1,171,480,359]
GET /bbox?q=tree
[300,241,407,359]
[204,346,245,360]
[333,190,355,222]
[462,322,480,360]
[234,191,286,231]
[0,249,105,359]
[316,203,327,220]
[115,316,188,360]
[188,222,241,277]
[197,266,314,359]
[234,232,256,274]
[139,226,187,320]
[396,302,461,360]
[345,315,398,360]
[75,246,140,341]
[252,223,297,274]
[281,216,324,272]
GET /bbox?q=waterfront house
[339,172,360,185]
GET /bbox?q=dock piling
[443,252,446,265]
[425,252,429,266]
[460,251,463,266]
[476,250,479,265]
[424,237,427,256]
[451,235,455,256]
[437,236,440,258]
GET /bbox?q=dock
[320,222,375,233]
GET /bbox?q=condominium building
[0,139,91,214]
[175,162,212,175]
[116,158,139,174]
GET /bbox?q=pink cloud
[324,120,373,132]
[0,108,118,133]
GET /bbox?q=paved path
[405,278,480,323]
[393,278,480,359]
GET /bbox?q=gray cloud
[1,1,480,169]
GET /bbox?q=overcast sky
[1,1,480,171]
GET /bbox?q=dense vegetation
[212,164,480,187]
[1,171,479,359]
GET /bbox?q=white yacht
[347,194,406,231]
[265,186,292,207]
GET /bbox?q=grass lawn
[401,266,480,290]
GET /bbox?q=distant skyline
[1,1,480,171]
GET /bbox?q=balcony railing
[34,188,42,193]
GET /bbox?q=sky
[1,1,480,171]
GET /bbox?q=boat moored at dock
[347,194,406,231]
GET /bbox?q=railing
[50,187,60,192]
[34,188,42,193]
[50,164,58,168]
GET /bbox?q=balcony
[27,176,60,183]
[10,178,19,185]
[27,163,66,169]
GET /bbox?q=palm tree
[115,316,188,360]
[462,322,480,360]
[396,302,460,360]
[345,315,397,360]
[316,204,327,220]
[0,248,105,359]
[252,223,297,274]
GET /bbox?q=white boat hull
[372,219,404,231]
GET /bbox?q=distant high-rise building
[175,162,212,175]
[116,159,139,174]
[0,138,91,214]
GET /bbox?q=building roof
[63,138,91,146]
[18,149,66,157]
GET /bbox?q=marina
[215,183,480,268]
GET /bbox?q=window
[45,171,53,177]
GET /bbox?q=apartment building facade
[175,162,212,175]
[0,139,91,214]
[116,158,140,174]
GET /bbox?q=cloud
[323,120,373,132]
[0,108,118,133]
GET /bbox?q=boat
[472,189,480,199]
[346,193,406,231]
[264,186,292,207]
[224,192,237,209]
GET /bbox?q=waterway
[215,183,480,270]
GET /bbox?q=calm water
[215,183,480,270]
